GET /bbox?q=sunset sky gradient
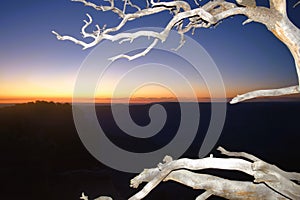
[1,0,300,103]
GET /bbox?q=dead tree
[78,146,300,200]
[53,0,300,199]
[126,147,300,200]
[53,0,300,104]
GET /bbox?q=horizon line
[0,96,221,104]
[1,96,300,105]
[2,92,300,104]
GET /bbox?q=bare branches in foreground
[84,147,300,199]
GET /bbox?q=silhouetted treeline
[1,101,300,200]
[0,101,102,199]
[0,101,98,168]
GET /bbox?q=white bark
[126,146,300,200]
[165,170,287,199]
[231,5,300,103]
[86,147,300,200]
[52,1,300,199]
[53,0,300,103]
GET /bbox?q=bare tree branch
[128,156,254,200]
[125,147,300,200]
[52,2,300,200]
[165,170,288,199]
[126,0,141,11]
[195,191,213,200]
[71,0,125,18]
[78,146,300,200]
[217,146,260,161]
[219,147,300,198]
[53,0,300,103]
[230,85,300,104]
[236,0,256,8]
[219,147,300,182]
[109,38,159,61]
[270,0,286,14]
[52,2,300,199]
[294,1,300,8]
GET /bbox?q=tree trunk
[229,3,300,103]
[272,14,300,84]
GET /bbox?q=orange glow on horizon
[0,96,72,104]
[0,95,217,104]
[0,76,255,104]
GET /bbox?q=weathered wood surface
[53,0,300,103]
[53,1,300,199]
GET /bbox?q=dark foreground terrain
[0,101,300,200]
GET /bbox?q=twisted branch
[84,147,300,200]
[53,0,300,103]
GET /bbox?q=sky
[0,0,300,103]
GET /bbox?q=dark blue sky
[0,0,299,102]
